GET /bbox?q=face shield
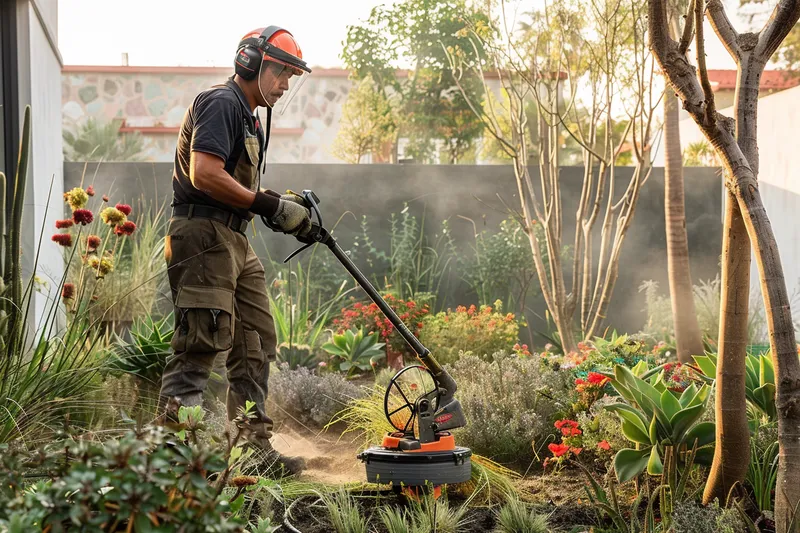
[257,45,311,115]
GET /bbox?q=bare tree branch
[756,0,800,61]
[679,0,696,55]
[695,0,717,124]
[706,0,742,62]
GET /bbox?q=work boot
[241,433,307,477]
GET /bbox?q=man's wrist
[250,190,280,218]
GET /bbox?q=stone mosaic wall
[62,67,352,163]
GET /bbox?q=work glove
[268,198,312,237]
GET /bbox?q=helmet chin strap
[257,58,273,110]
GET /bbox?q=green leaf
[660,389,681,420]
[605,403,650,431]
[345,329,356,347]
[614,448,650,483]
[692,355,717,378]
[684,421,716,449]
[694,447,715,466]
[670,403,705,443]
[333,334,349,351]
[647,445,663,475]
[622,420,652,445]
[678,383,698,408]
[340,362,352,371]
[760,353,775,386]
[321,342,347,357]
[649,413,659,445]
[631,360,649,377]
[753,383,777,418]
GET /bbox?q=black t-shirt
[172,79,266,220]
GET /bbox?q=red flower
[561,426,582,437]
[114,221,137,236]
[597,440,611,450]
[554,419,579,430]
[664,363,673,372]
[587,372,610,386]
[102,195,109,202]
[72,209,94,225]
[61,283,75,299]
[52,233,73,247]
[570,447,583,455]
[55,219,74,229]
[115,203,132,216]
[548,443,570,457]
[86,185,95,197]
[86,235,101,251]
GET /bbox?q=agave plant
[276,342,317,370]
[605,365,715,483]
[322,328,385,377]
[693,351,777,421]
[108,313,173,385]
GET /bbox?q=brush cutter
[271,190,472,497]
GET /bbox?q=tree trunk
[663,92,705,363]
[702,191,752,505]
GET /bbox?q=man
[159,26,312,474]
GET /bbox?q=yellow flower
[64,187,89,211]
[100,207,127,226]
[87,255,114,277]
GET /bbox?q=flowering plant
[418,300,520,364]
[543,419,583,472]
[574,371,611,409]
[54,186,138,312]
[332,294,429,364]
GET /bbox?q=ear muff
[234,26,285,81]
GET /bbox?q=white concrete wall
[24,0,64,327]
[652,85,800,305]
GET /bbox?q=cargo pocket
[244,328,265,375]
[170,285,235,353]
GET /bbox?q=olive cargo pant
[159,217,277,438]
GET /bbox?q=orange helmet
[235,26,310,78]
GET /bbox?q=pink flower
[52,233,73,247]
[72,209,94,225]
[597,440,611,450]
[115,203,132,216]
[86,185,95,197]
[102,195,109,202]
[55,219,74,229]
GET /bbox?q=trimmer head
[358,440,472,487]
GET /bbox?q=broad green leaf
[649,413,659,445]
[345,329,356,346]
[647,446,663,475]
[686,383,710,408]
[679,383,698,408]
[684,421,716,449]
[321,343,347,357]
[753,383,777,419]
[631,360,649,377]
[333,334,348,351]
[661,389,681,420]
[614,448,650,483]
[692,355,717,378]
[670,403,704,443]
[340,362,352,371]
[622,420,652,445]
[760,354,775,386]
[606,403,650,428]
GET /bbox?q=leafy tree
[63,118,145,162]
[332,76,398,163]
[341,0,488,163]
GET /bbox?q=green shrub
[0,425,241,531]
[494,497,549,533]
[270,364,362,427]
[575,395,628,456]
[449,352,571,464]
[671,500,744,533]
[419,301,520,364]
[317,489,370,533]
